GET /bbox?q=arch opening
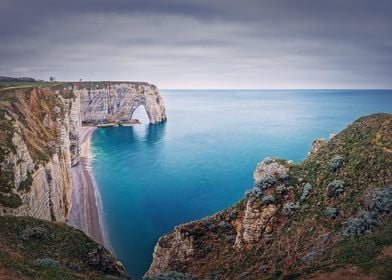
[130,105,150,124]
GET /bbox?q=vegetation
[150,113,392,280]
[144,272,197,280]
[327,179,345,197]
[0,216,129,279]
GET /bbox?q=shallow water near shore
[91,89,392,278]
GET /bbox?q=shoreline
[67,126,110,249]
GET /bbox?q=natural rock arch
[78,82,167,124]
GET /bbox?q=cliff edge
[146,113,392,280]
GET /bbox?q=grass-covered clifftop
[146,113,392,280]
[0,216,129,279]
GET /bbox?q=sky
[0,0,391,89]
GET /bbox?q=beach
[67,126,108,247]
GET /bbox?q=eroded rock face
[146,113,392,280]
[78,82,166,124]
[1,82,167,223]
[234,158,288,248]
[308,138,327,158]
[146,225,196,277]
[0,89,81,222]
[235,202,276,247]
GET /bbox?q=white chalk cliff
[0,82,166,222]
[78,82,166,124]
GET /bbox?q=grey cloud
[0,0,391,88]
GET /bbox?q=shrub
[144,271,196,280]
[328,180,345,197]
[18,172,33,191]
[20,226,48,242]
[343,211,378,238]
[329,155,344,172]
[325,207,339,219]
[255,174,276,190]
[263,157,274,165]
[368,187,392,214]
[300,183,313,202]
[0,193,22,208]
[244,190,252,198]
[35,258,60,268]
[276,184,287,194]
[343,186,392,238]
[261,195,275,205]
[283,202,299,215]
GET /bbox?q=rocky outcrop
[146,113,392,280]
[78,82,166,124]
[233,158,288,248]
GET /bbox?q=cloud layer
[1,0,391,88]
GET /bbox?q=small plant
[261,195,275,205]
[18,172,33,191]
[35,258,60,268]
[0,193,22,208]
[20,226,48,242]
[283,202,299,215]
[343,186,392,238]
[325,207,339,219]
[255,173,276,190]
[276,184,287,194]
[144,271,197,280]
[343,211,378,238]
[329,155,344,172]
[263,157,274,165]
[327,180,345,197]
[368,187,392,214]
[300,183,313,202]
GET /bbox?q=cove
[91,89,392,278]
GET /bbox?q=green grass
[0,216,127,279]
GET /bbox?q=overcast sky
[1,0,391,89]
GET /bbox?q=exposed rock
[1,81,167,223]
[147,113,392,280]
[234,202,277,247]
[308,138,327,157]
[79,82,166,124]
[0,91,79,221]
[253,158,289,183]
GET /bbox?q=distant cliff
[146,113,392,280]
[78,82,166,124]
[0,82,166,222]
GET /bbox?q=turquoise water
[91,90,392,278]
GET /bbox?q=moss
[0,193,22,208]
[0,216,128,279]
[18,171,33,191]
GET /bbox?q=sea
[90,89,392,278]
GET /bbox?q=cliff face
[0,81,166,222]
[0,86,81,222]
[146,113,392,280]
[78,82,166,124]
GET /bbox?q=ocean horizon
[90,89,392,278]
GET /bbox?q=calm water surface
[91,90,392,278]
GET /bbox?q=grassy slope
[154,113,392,279]
[0,216,127,280]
